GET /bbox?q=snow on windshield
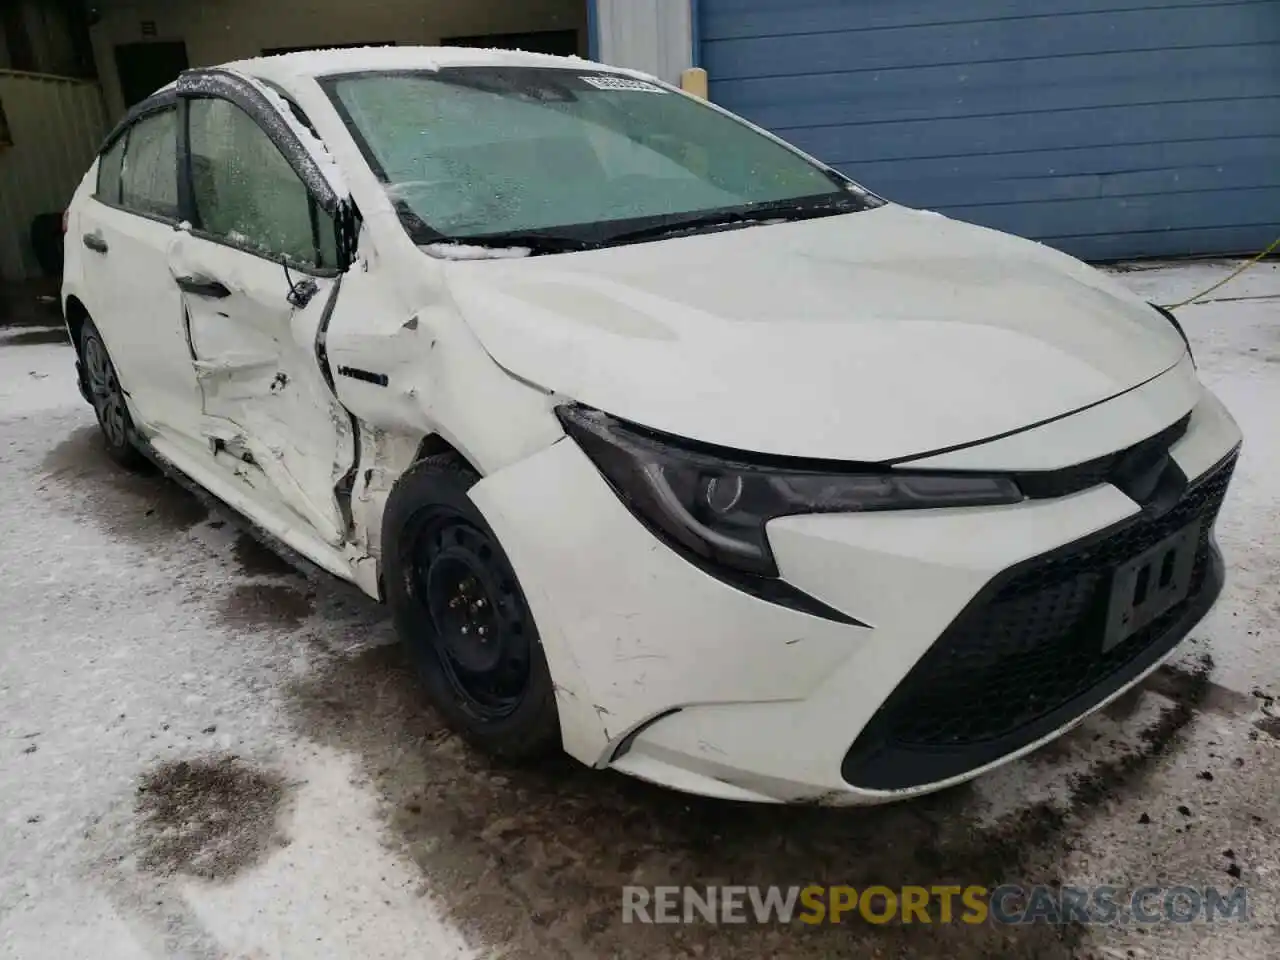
[323,67,857,243]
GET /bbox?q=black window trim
[256,79,340,266]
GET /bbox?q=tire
[79,318,146,470]
[382,453,560,759]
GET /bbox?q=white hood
[443,204,1187,462]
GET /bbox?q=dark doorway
[115,41,190,109]
[1,2,36,71]
[444,30,580,57]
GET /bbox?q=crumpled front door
[170,231,353,545]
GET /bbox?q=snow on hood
[442,204,1188,463]
[422,242,532,261]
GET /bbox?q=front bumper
[841,453,1231,791]
[469,387,1241,804]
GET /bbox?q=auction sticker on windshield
[581,75,667,93]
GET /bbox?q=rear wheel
[382,453,560,759]
[80,318,146,470]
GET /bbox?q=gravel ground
[1,260,1278,959]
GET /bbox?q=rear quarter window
[119,107,179,220]
[96,134,126,204]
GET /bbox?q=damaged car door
[169,85,355,545]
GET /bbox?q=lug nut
[478,626,489,639]
[475,598,487,610]
[460,625,470,635]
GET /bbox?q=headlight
[557,405,1024,577]
[1151,303,1195,366]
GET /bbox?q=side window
[119,108,178,219]
[188,97,336,268]
[96,134,127,204]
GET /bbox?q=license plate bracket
[1102,520,1201,653]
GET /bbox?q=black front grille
[843,450,1237,791]
[1015,413,1191,500]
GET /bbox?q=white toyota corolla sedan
[62,47,1240,804]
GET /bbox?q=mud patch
[221,584,314,630]
[1101,683,1148,722]
[1,327,70,346]
[40,426,208,540]
[135,755,288,880]
[231,531,303,579]
[1065,655,1212,812]
[42,425,322,633]
[1254,717,1280,739]
[287,642,448,755]
[1143,664,1254,718]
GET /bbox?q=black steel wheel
[79,318,145,469]
[414,511,533,720]
[382,453,560,758]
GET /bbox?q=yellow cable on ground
[1159,234,1280,310]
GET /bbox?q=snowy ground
[1,260,1278,960]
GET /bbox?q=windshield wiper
[596,195,868,248]
[418,194,868,257]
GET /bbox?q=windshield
[322,67,880,250]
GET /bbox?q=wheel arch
[378,447,561,758]
[414,432,473,467]
[64,296,95,404]
[349,422,487,594]
[64,295,89,350]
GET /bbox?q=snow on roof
[224,45,654,84]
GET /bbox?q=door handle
[175,274,231,299]
[82,232,108,254]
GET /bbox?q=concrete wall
[595,0,692,85]
[90,0,590,121]
[0,71,108,280]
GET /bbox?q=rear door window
[119,107,179,220]
[96,134,127,204]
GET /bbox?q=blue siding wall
[701,0,1280,260]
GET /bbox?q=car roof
[223,44,649,84]
[100,46,659,157]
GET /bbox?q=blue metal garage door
[700,0,1280,260]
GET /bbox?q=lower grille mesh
[843,452,1236,788]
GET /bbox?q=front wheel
[382,453,560,759]
[79,318,146,470]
